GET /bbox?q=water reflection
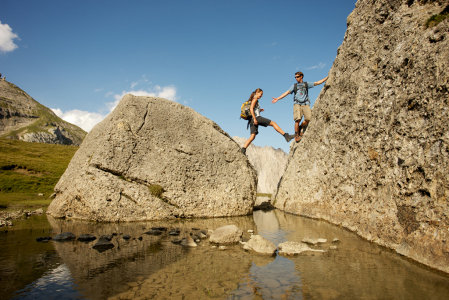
[12,264,83,300]
[1,210,449,300]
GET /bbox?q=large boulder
[273,0,449,273]
[47,95,257,221]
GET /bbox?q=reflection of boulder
[253,209,280,233]
[48,95,257,222]
[46,213,258,299]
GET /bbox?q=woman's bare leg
[243,134,256,149]
[269,121,285,135]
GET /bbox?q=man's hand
[271,98,278,103]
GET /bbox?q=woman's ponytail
[247,88,263,102]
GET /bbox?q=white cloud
[306,62,326,70]
[0,22,20,53]
[52,85,178,132]
[105,91,113,97]
[94,88,103,92]
[131,81,138,88]
[51,108,106,132]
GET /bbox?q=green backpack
[240,100,252,120]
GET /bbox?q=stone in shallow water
[100,234,113,241]
[152,227,167,231]
[243,235,276,256]
[181,235,197,247]
[78,234,96,242]
[144,230,163,236]
[53,232,76,241]
[209,225,243,244]
[278,241,326,255]
[93,237,114,252]
[171,239,182,244]
[302,237,327,244]
[36,236,52,242]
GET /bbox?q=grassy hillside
[0,138,78,208]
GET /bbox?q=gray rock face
[47,95,257,221]
[233,136,287,193]
[209,225,243,244]
[243,235,277,255]
[0,80,86,145]
[274,0,449,273]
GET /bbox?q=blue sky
[1,0,356,153]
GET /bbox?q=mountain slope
[0,79,86,146]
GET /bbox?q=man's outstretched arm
[271,91,290,103]
[314,76,329,86]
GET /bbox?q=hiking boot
[241,147,247,155]
[283,133,293,142]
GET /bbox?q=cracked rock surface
[274,0,449,273]
[47,95,257,221]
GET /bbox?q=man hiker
[271,71,328,142]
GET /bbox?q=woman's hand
[260,108,265,112]
[253,119,258,125]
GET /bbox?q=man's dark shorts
[249,116,271,135]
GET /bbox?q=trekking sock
[241,147,247,155]
[284,133,293,142]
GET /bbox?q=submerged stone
[78,234,96,242]
[53,232,76,241]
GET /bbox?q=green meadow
[0,138,78,208]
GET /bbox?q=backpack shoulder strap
[293,83,297,95]
[304,82,308,97]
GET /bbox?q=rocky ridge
[274,0,449,273]
[47,94,257,221]
[0,79,86,146]
[233,136,288,193]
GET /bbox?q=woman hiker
[241,88,293,155]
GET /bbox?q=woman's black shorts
[249,116,271,135]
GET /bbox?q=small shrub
[149,184,164,199]
[425,12,449,28]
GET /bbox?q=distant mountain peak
[0,79,86,146]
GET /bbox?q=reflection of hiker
[272,71,328,142]
[241,88,293,155]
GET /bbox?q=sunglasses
[295,76,302,78]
